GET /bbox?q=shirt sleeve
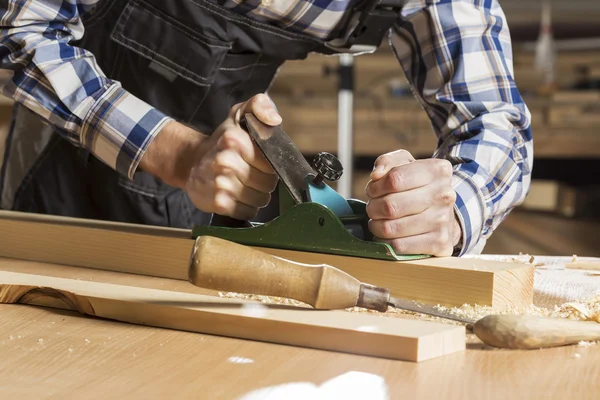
[0,0,173,179]
[389,0,534,255]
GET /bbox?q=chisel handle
[473,314,600,349]
[189,236,390,311]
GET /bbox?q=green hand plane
[191,113,427,262]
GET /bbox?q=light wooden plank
[0,211,535,309]
[0,305,599,399]
[0,258,465,362]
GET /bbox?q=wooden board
[1,304,599,399]
[0,210,535,309]
[0,258,466,363]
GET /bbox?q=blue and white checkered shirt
[0,0,533,255]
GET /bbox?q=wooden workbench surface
[1,254,600,399]
[0,303,598,398]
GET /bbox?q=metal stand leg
[337,53,355,199]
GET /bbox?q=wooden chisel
[189,236,600,350]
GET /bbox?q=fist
[184,93,280,220]
[365,150,461,256]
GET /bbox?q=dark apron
[0,0,353,229]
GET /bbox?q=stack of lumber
[0,210,538,362]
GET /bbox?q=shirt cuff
[451,170,486,256]
[79,84,173,180]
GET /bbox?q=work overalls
[0,0,391,228]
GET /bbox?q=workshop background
[0,0,598,257]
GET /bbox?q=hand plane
[191,113,428,262]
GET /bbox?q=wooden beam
[0,258,466,362]
[0,211,534,309]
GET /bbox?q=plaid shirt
[0,0,532,255]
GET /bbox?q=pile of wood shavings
[433,294,600,323]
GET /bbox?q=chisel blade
[387,296,476,325]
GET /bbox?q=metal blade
[242,113,316,205]
[388,296,476,325]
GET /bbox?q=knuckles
[368,219,396,239]
[212,192,232,215]
[433,158,453,177]
[217,129,241,150]
[212,151,233,173]
[436,187,457,206]
[369,198,400,219]
[431,228,453,256]
[386,167,405,192]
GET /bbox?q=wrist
[139,120,207,188]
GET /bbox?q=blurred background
[0,0,598,257]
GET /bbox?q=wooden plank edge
[0,210,534,309]
[0,263,466,363]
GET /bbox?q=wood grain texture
[0,210,535,308]
[0,258,466,362]
[1,305,599,399]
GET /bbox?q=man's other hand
[140,93,280,220]
[365,150,461,256]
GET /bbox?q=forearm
[390,0,533,254]
[0,0,172,180]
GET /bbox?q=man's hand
[365,150,462,256]
[140,93,280,220]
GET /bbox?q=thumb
[237,93,282,127]
[370,163,392,181]
[370,150,415,180]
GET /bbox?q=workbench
[1,255,599,399]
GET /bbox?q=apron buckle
[325,0,407,54]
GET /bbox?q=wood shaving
[479,253,545,267]
[434,295,600,323]
[578,341,597,347]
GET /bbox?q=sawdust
[218,253,600,345]
[218,292,600,328]
[483,253,545,267]
[432,294,600,323]
[218,292,312,308]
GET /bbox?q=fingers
[370,150,415,181]
[376,229,455,257]
[365,182,445,220]
[212,191,262,221]
[214,175,271,209]
[366,158,452,199]
[368,206,455,240]
[216,124,275,175]
[232,93,282,127]
[213,149,278,193]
